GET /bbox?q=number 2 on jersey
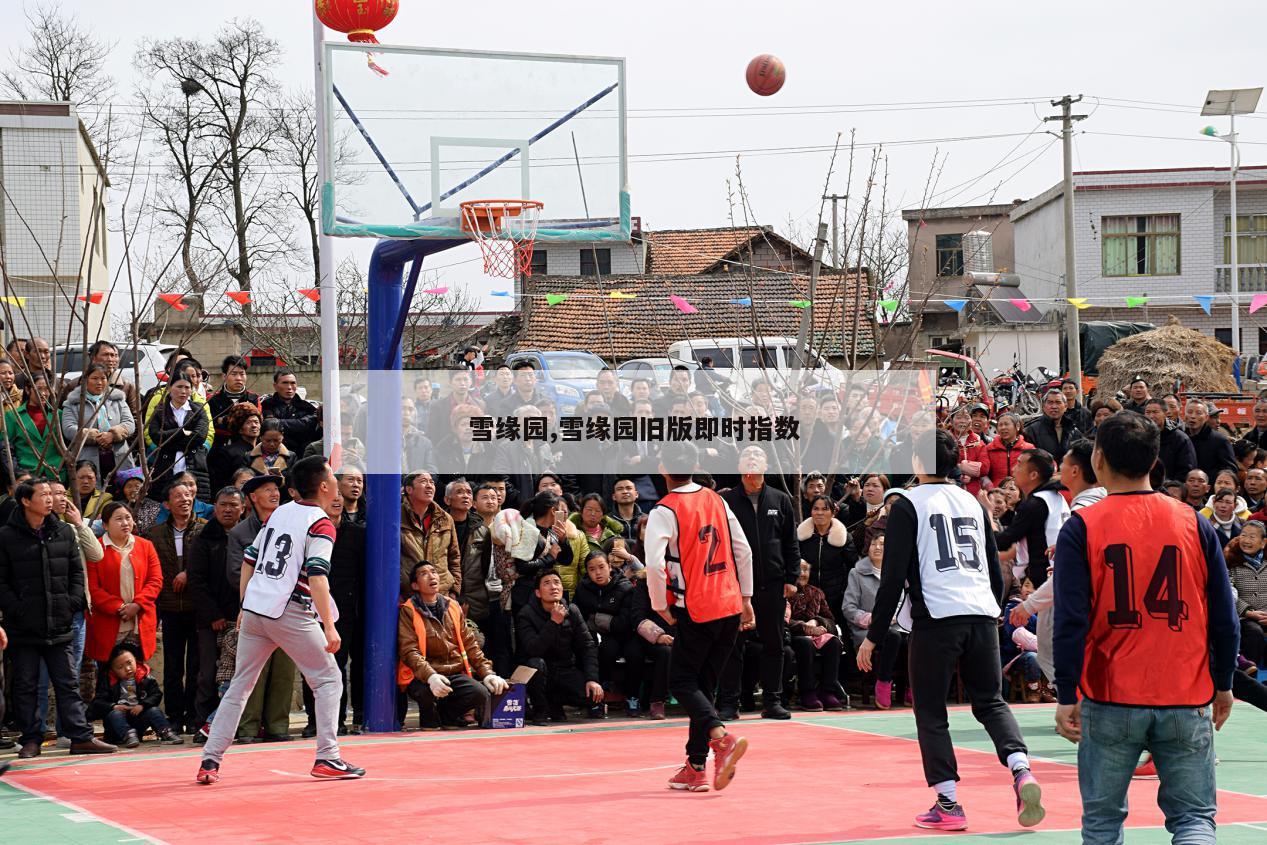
[699,524,726,575]
[1104,544,1188,631]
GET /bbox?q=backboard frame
[320,41,630,243]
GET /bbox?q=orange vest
[396,598,471,689]
[660,488,742,623]
[1078,492,1214,707]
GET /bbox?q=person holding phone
[515,568,603,724]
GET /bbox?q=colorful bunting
[1125,296,1148,307]
[670,295,698,314]
[77,292,104,304]
[422,287,448,295]
[944,298,967,312]
[730,297,752,306]
[788,300,811,308]
[879,300,900,313]
[1067,297,1089,310]
[1193,295,1213,315]
[224,291,251,306]
[1009,297,1031,313]
[0,296,26,308]
[546,293,568,306]
[298,288,320,303]
[1251,294,1267,315]
[157,293,186,311]
[610,291,637,300]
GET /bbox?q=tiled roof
[643,227,775,275]
[515,272,873,360]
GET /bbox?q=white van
[666,336,842,395]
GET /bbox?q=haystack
[1096,316,1238,396]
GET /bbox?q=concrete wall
[963,326,1062,376]
[532,238,645,276]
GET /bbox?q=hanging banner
[298,288,320,302]
[1066,298,1089,310]
[670,295,698,314]
[1193,295,1213,315]
[944,299,967,312]
[157,293,187,311]
[224,291,251,306]
[545,294,568,306]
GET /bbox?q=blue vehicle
[503,350,609,416]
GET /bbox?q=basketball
[746,54,785,96]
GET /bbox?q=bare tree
[137,19,289,297]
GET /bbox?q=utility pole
[792,221,829,388]
[1045,95,1088,400]
[823,193,847,269]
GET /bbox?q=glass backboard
[322,43,629,243]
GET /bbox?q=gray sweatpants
[202,604,342,765]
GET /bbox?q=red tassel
[366,53,389,76]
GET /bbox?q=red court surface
[7,716,1267,845]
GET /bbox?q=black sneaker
[311,758,366,779]
[301,724,317,739]
[761,703,792,720]
[717,706,739,721]
[587,702,607,720]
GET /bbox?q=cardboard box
[486,664,536,729]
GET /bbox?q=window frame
[528,249,548,276]
[579,247,611,277]
[934,234,964,278]
[1101,213,1181,278]
[1224,214,1267,265]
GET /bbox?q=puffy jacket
[1023,415,1081,463]
[797,517,857,610]
[568,512,623,554]
[87,670,163,721]
[86,536,163,661]
[260,392,321,456]
[146,517,206,614]
[185,518,238,629]
[397,593,493,682]
[142,387,214,452]
[843,558,886,648]
[983,435,1033,488]
[329,512,365,623]
[60,385,136,480]
[207,437,254,495]
[721,483,800,587]
[574,569,634,637]
[146,396,212,500]
[954,431,988,495]
[0,508,85,645]
[5,403,65,480]
[399,500,461,596]
[514,598,600,680]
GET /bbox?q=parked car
[55,342,177,397]
[503,350,609,416]
[667,336,843,396]
[616,357,697,391]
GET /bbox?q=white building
[0,101,110,346]
[1011,165,1267,352]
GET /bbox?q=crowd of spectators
[2,344,1266,759]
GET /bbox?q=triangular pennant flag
[1009,297,1031,313]
[1067,297,1090,310]
[610,290,637,300]
[944,298,967,312]
[788,300,811,308]
[1251,294,1267,315]
[880,299,900,313]
[1125,296,1148,307]
[157,293,186,311]
[729,297,752,306]
[422,287,448,295]
[224,291,251,306]
[669,294,698,314]
[0,296,26,308]
[1193,295,1214,315]
[77,292,104,304]
[298,288,320,303]
[491,290,512,297]
[546,293,568,306]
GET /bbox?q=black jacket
[88,672,163,721]
[995,479,1063,587]
[147,398,211,501]
[721,483,800,588]
[514,599,600,681]
[207,437,254,495]
[208,388,260,443]
[1157,424,1198,483]
[489,441,550,510]
[574,570,635,637]
[621,576,676,639]
[798,517,858,609]
[508,532,558,612]
[185,518,238,628]
[0,508,86,645]
[1023,415,1081,463]
[329,512,365,623]
[1188,424,1238,482]
[260,392,321,456]
[609,504,644,542]
[1242,426,1267,450]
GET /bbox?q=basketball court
[4,706,1266,844]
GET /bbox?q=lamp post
[1201,87,1262,357]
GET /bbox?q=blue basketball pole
[363,238,463,732]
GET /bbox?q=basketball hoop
[460,200,544,279]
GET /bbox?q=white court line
[2,776,170,845]
[268,763,680,782]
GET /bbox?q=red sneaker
[195,759,220,785]
[668,764,709,791]
[709,732,748,791]
[311,758,366,780]
[1133,754,1157,779]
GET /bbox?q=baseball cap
[1207,403,1223,417]
[969,402,991,415]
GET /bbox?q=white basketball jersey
[1014,488,1070,569]
[241,501,336,621]
[894,484,1000,621]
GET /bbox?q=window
[1224,214,1267,264]
[1102,214,1180,276]
[692,346,734,368]
[579,247,610,276]
[935,234,964,277]
[738,346,778,368]
[528,249,547,276]
[1215,328,1233,348]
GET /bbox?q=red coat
[983,435,1034,488]
[955,431,988,494]
[85,536,164,662]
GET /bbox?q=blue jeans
[103,707,172,743]
[1078,700,1217,845]
[36,612,86,736]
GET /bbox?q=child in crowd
[88,642,183,748]
[603,536,644,577]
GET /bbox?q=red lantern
[315,0,399,45]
